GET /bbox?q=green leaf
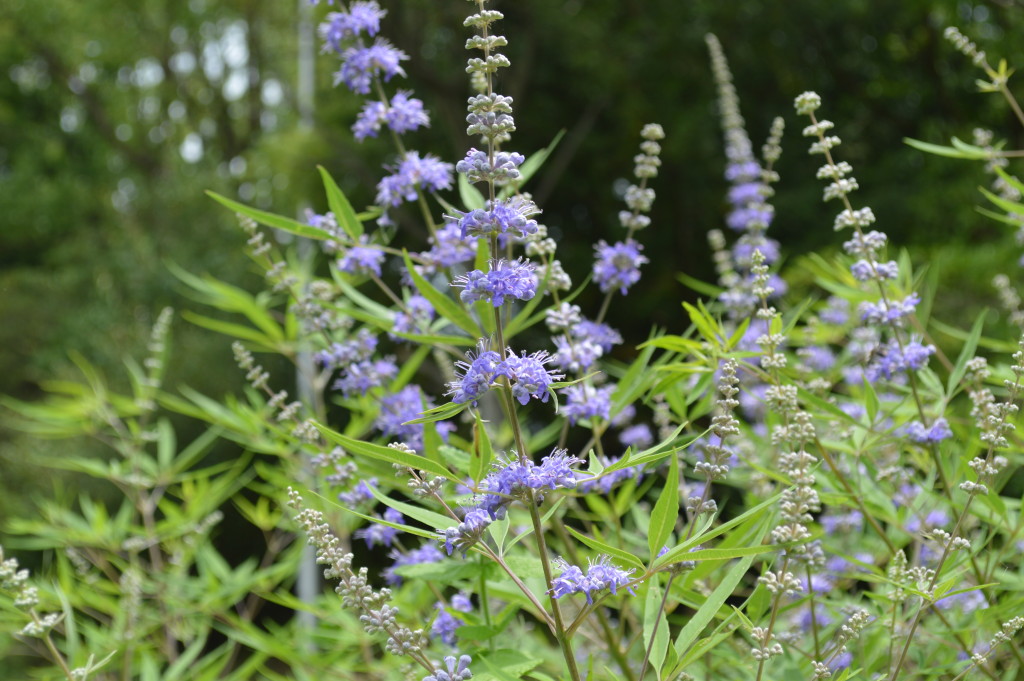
[392,331,477,347]
[947,310,988,397]
[604,422,691,474]
[497,130,566,199]
[402,249,481,337]
[980,186,1024,217]
[683,300,723,346]
[206,191,331,240]
[313,489,449,542]
[672,518,769,660]
[181,311,280,349]
[676,272,722,298]
[654,493,779,568]
[565,526,645,570]
[648,451,679,560]
[333,275,393,319]
[363,484,455,531]
[459,174,486,211]
[314,421,456,480]
[318,165,363,239]
[402,399,468,425]
[903,137,993,160]
[643,581,670,678]
[470,410,494,483]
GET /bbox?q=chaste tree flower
[551,555,636,604]
[452,259,537,307]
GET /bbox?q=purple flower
[936,588,987,613]
[416,221,477,274]
[451,593,473,613]
[376,151,454,207]
[476,449,582,519]
[338,478,377,506]
[448,341,502,404]
[820,296,850,325]
[385,90,430,134]
[859,293,920,326]
[453,259,537,307]
[728,182,766,205]
[315,328,378,370]
[903,417,952,444]
[353,100,387,141]
[798,345,836,372]
[573,320,622,353]
[383,543,443,585]
[619,424,653,449]
[439,507,493,556]
[551,335,604,373]
[354,507,403,549]
[579,455,643,494]
[456,149,526,184]
[335,40,408,94]
[423,655,473,681]
[733,238,781,266]
[864,338,934,382]
[498,350,563,405]
[593,239,648,295]
[375,385,453,450]
[551,555,636,604]
[843,229,887,258]
[851,259,899,282]
[819,510,863,534]
[560,383,615,425]
[725,161,761,181]
[454,196,541,240]
[392,294,435,337]
[337,238,384,277]
[726,206,773,232]
[319,1,387,52]
[332,357,398,396]
[431,602,465,646]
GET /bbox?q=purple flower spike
[386,91,430,134]
[453,259,537,307]
[498,350,563,405]
[593,239,648,295]
[376,151,454,208]
[904,417,952,444]
[423,655,473,681]
[560,383,615,425]
[551,555,635,604]
[337,237,384,277]
[383,544,443,586]
[335,40,408,94]
[319,1,387,52]
[448,341,502,405]
[454,196,541,240]
[353,100,387,141]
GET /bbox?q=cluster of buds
[288,488,428,658]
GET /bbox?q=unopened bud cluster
[288,488,428,657]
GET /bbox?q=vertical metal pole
[295,0,319,638]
